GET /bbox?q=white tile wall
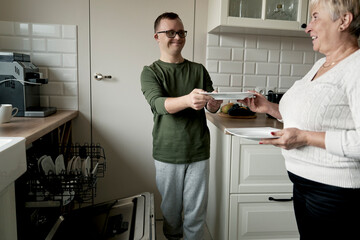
[0,21,78,110]
[206,33,324,93]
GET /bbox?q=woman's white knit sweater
[279,49,360,188]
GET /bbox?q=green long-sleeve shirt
[140,59,214,164]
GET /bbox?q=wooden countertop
[206,112,283,133]
[0,110,78,145]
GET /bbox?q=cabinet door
[229,194,299,240]
[90,0,195,212]
[230,136,292,193]
[208,0,308,36]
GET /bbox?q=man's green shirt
[141,59,214,164]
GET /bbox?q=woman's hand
[238,91,271,113]
[238,91,282,119]
[260,128,308,150]
[260,128,326,150]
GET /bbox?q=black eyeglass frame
[156,30,187,38]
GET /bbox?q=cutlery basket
[24,143,106,207]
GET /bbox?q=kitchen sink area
[0,137,26,240]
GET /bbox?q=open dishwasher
[46,192,155,240]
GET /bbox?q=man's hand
[187,89,212,110]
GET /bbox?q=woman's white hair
[309,0,360,37]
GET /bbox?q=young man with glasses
[141,12,222,240]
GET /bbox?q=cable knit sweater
[279,49,360,188]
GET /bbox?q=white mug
[0,104,19,123]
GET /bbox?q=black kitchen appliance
[45,192,155,240]
[266,90,284,118]
[0,52,57,117]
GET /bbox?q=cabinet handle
[268,197,293,202]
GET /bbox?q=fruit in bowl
[220,103,234,114]
[226,103,255,116]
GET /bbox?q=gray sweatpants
[154,159,209,240]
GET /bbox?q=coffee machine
[0,52,56,117]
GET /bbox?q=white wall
[0,21,79,109]
[0,0,92,143]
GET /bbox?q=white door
[90,0,195,214]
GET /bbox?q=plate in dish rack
[225,127,281,141]
[199,92,255,100]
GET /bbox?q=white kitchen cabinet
[229,194,298,240]
[207,0,309,36]
[206,120,299,240]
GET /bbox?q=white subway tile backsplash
[280,64,291,76]
[50,96,78,109]
[47,39,76,53]
[293,38,313,51]
[279,76,299,89]
[281,51,303,63]
[258,36,281,50]
[231,75,242,87]
[32,38,47,51]
[256,63,279,75]
[207,47,231,60]
[232,48,244,61]
[32,53,62,67]
[32,24,61,38]
[64,83,78,96]
[219,61,243,73]
[281,38,293,50]
[220,34,244,47]
[268,50,280,62]
[304,51,315,64]
[49,68,77,82]
[206,32,315,93]
[0,36,31,51]
[267,76,278,87]
[62,54,77,67]
[207,34,219,46]
[0,21,78,110]
[41,82,64,95]
[0,21,14,35]
[14,23,30,36]
[292,64,312,76]
[62,25,77,39]
[243,75,267,87]
[218,86,243,92]
[244,62,255,74]
[245,35,257,48]
[209,73,230,86]
[206,60,218,73]
[245,49,268,62]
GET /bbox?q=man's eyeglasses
[156,30,187,38]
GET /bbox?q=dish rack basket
[25,143,106,208]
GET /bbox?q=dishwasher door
[46,192,155,240]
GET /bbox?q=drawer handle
[268,197,293,202]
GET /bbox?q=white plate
[71,156,82,173]
[55,154,66,175]
[225,127,281,141]
[200,92,255,100]
[41,155,55,175]
[66,156,76,174]
[82,156,91,177]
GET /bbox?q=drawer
[231,137,293,193]
[229,193,299,240]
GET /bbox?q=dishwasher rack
[25,143,106,208]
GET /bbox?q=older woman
[240,0,360,239]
